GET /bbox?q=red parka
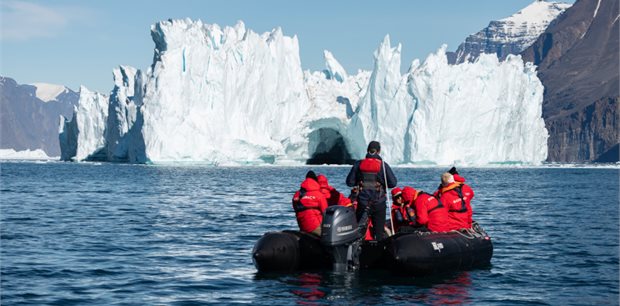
[317,175,353,207]
[411,191,451,232]
[437,182,474,230]
[390,187,413,232]
[292,178,328,233]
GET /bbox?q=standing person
[292,171,328,236]
[346,141,397,240]
[436,170,474,230]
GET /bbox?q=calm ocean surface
[1,162,618,305]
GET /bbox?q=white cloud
[1,1,93,41]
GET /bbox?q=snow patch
[500,1,571,25]
[30,83,69,102]
[0,149,54,160]
[593,0,601,19]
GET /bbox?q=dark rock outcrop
[521,0,619,162]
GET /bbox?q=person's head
[441,172,455,186]
[367,141,381,154]
[306,170,318,182]
[317,174,329,189]
[401,186,417,204]
[391,187,403,204]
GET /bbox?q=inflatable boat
[252,206,493,275]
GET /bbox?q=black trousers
[356,197,386,241]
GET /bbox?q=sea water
[1,162,618,305]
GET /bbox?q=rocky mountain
[447,1,571,64]
[0,77,79,156]
[521,0,619,162]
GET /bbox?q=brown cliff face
[546,97,618,162]
[521,0,619,162]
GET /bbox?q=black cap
[448,167,459,175]
[367,141,381,152]
[305,170,318,181]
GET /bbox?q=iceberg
[142,19,309,164]
[408,46,548,165]
[59,86,108,161]
[105,65,146,163]
[61,19,548,166]
[347,35,414,163]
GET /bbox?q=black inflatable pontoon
[252,206,493,275]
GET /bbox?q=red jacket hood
[402,186,417,203]
[317,174,328,186]
[301,178,321,191]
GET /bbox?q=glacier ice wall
[343,38,548,165]
[59,86,108,161]
[299,51,370,164]
[142,19,310,164]
[408,46,548,165]
[348,35,416,163]
[61,19,548,165]
[105,65,146,163]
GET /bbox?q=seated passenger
[407,187,451,232]
[317,174,353,207]
[434,166,466,193]
[436,170,475,230]
[292,171,328,236]
[390,187,411,232]
[401,186,418,224]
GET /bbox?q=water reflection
[258,270,472,305]
[392,271,472,305]
[422,272,472,305]
[290,273,327,305]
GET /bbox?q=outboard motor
[320,206,361,271]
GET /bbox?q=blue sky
[1,0,572,93]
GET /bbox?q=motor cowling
[320,206,359,246]
[320,206,361,271]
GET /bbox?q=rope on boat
[405,222,488,240]
[454,229,477,240]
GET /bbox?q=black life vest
[420,191,444,213]
[448,186,467,213]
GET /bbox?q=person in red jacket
[401,186,418,224]
[317,174,353,208]
[390,187,412,232]
[436,171,474,230]
[408,187,452,232]
[292,171,328,236]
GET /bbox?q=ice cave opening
[306,128,354,165]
